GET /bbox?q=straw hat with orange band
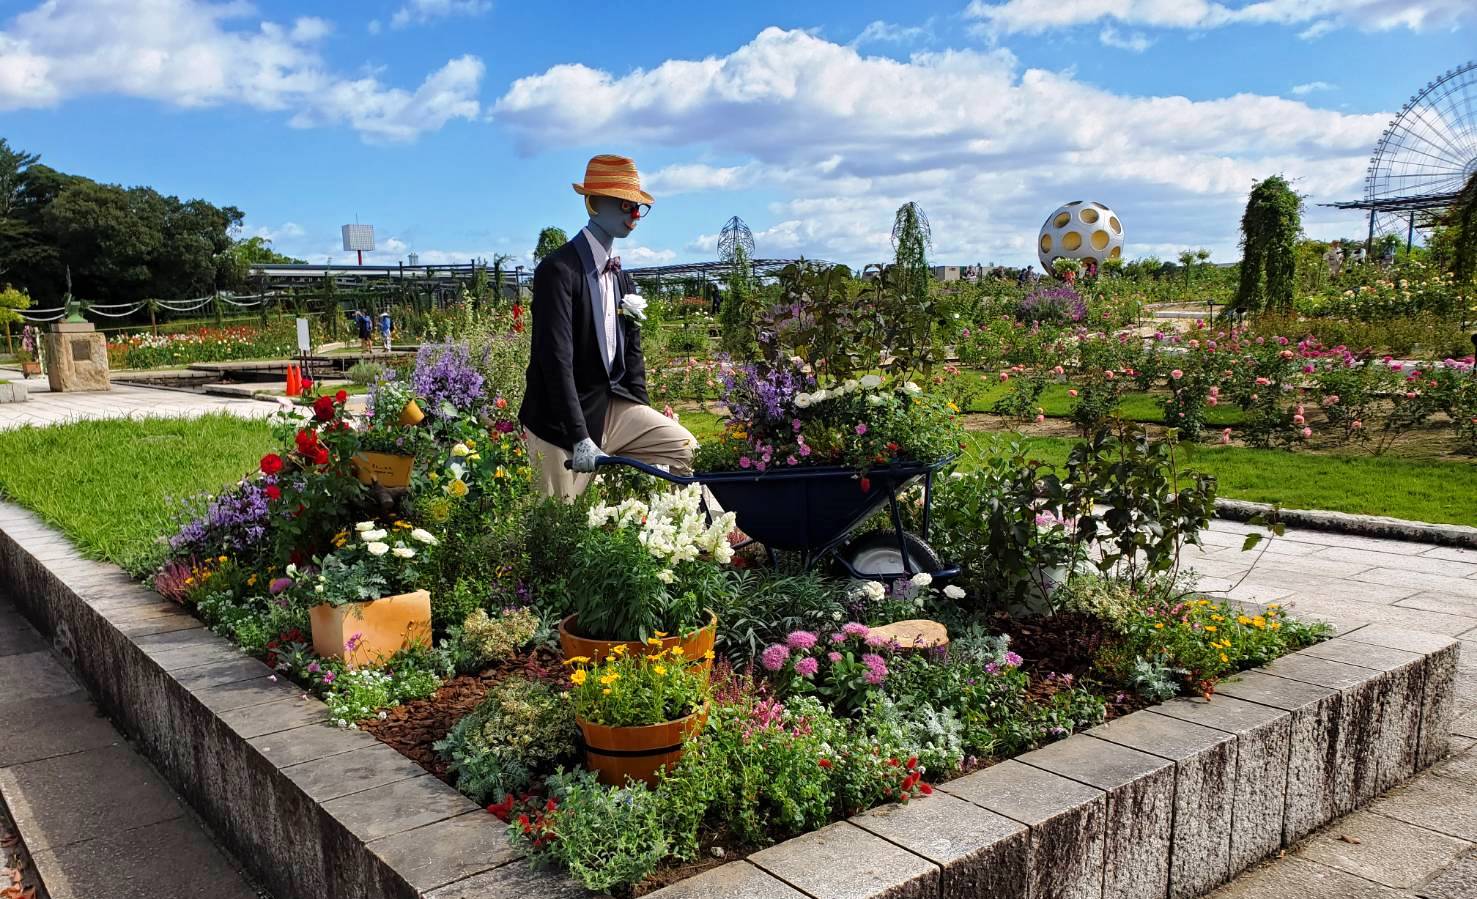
[572,154,654,214]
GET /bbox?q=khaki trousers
[526,398,697,500]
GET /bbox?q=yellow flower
[599,672,620,685]
[1197,599,1211,606]
[653,665,667,676]
[1252,617,1266,629]
[393,520,411,529]
[1154,622,1165,629]
[218,555,228,563]
[653,631,669,638]
[570,669,588,686]
[447,479,469,497]
[1266,603,1280,610]
[566,655,590,665]
[647,637,663,646]
[495,467,506,479]
[1204,625,1217,632]
[246,574,258,586]
[1220,653,1229,663]
[466,438,476,449]
[947,401,960,413]
[612,644,628,655]
[1237,615,1252,625]
[703,649,715,660]
[1211,614,1224,622]
[602,688,611,696]
[184,576,195,585]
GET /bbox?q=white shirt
[581,227,618,368]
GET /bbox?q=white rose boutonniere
[619,293,647,321]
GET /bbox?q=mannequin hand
[571,438,606,473]
[620,293,647,321]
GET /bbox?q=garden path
[1186,519,1477,898]
[0,592,269,899]
[0,373,282,431]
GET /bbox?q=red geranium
[312,395,336,422]
[310,445,330,466]
[259,453,284,475]
[335,389,348,404]
[294,429,319,454]
[264,484,282,501]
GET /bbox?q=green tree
[891,201,931,306]
[533,226,568,262]
[0,283,30,326]
[1446,170,1477,287]
[718,242,757,358]
[1235,176,1301,313]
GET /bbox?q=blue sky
[1,0,1473,269]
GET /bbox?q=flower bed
[126,322,1345,894]
[106,321,301,369]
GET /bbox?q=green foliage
[1448,170,1477,287]
[459,607,540,667]
[0,283,30,327]
[436,676,577,803]
[568,649,708,727]
[515,770,673,893]
[1053,574,1153,633]
[891,201,931,311]
[346,361,389,385]
[533,226,568,263]
[1236,175,1302,313]
[710,571,847,666]
[309,525,433,607]
[717,242,759,358]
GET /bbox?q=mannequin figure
[519,155,696,499]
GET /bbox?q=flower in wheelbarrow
[944,585,966,600]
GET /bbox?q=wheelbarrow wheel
[838,530,943,581]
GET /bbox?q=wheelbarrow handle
[562,455,696,484]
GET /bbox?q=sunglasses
[620,200,652,218]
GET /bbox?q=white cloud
[851,20,933,46]
[494,27,1384,266]
[249,221,306,242]
[0,0,484,141]
[390,0,491,29]
[1291,81,1337,95]
[1099,26,1154,52]
[965,0,1475,39]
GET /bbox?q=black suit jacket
[519,236,648,451]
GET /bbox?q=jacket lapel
[571,237,610,372]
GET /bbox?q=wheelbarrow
[582,455,960,581]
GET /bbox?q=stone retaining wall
[0,502,1460,899]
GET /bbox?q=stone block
[1343,625,1462,768]
[1419,852,1477,899]
[322,774,475,843]
[43,325,110,392]
[0,691,118,767]
[0,613,47,656]
[853,791,1028,899]
[0,649,78,703]
[172,656,275,690]
[1151,696,1291,873]
[1293,809,1472,889]
[943,759,1105,899]
[424,861,597,898]
[1215,669,1341,844]
[1088,711,1236,899]
[248,722,381,769]
[192,675,300,713]
[367,810,520,894]
[218,696,327,739]
[1019,735,1172,899]
[1283,642,1423,806]
[0,382,27,403]
[30,814,260,899]
[642,861,807,899]
[283,743,426,802]
[749,821,940,899]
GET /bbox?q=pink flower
[345,633,364,653]
[828,651,843,663]
[1170,370,1183,380]
[787,455,799,466]
[1255,377,1271,386]
[1104,370,1115,380]
[786,630,819,651]
[1068,389,1079,397]
[760,644,791,671]
[1219,428,1232,445]
[1351,420,1363,429]
[999,371,1010,382]
[1300,427,1312,438]
[1052,365,1064,375]
[830,632,845,644]
[855,423,868,436]
[321,671,335,685]
[1035,414,1045,423]
[794,657,820,678]
[1207,396,1218,406]
[842,622,870,637]
[864,668,887,686]
[1293,414,1305,425]
[1322,395,1339,406]
[739,456,752,469]
[1004,651,1023,667]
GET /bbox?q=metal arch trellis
[717,216,755,262]
[891,201,932,252]
[1358,61,1477,243]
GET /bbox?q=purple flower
[855,423,867,436]
[760,644,791,672]
[828,651,843,663]
[345,633,365,653]
[830,632,846,644]
[170,481,271,557]
[984,662,1000,675]
[861,653,887,676]
[268,577,293,595]
[864,668,887,686]
[412,342,486,413]
[786,630,818,651]
[321,670,336,685]
[794,657,820,678]
[1004,651,1023,667]
[842,622,870,638]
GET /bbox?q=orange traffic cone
[285,365,300,397]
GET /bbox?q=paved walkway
[1183,521,1477,898]
[0,593,267,899]
[0,370,281,431]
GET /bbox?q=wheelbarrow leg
[886,487,915,577]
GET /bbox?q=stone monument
[44,295,110,392]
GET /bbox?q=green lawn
[0,414,274,574]
[679,409,1477,527]
[965,380,1248,426]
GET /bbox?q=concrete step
[0,598,269,899]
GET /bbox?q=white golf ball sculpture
[1037,201,1124,274]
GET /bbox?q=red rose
[310,446,330,466]
[264,484,282,501]
[259,453,284,475]
[312,395,336,422]
[335,389,348,404]
[301,378,314,392]
[294,429,318,453]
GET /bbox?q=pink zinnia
[739,456,752,469]
[794,657,820,678]
[786,630,818,651]
[760,644,791,671]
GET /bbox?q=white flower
[911,572,933,588]
[315,584,324,593]
[366,542,389,556]
[656,568,675,584]
[812,388,829,402]
[902,382,922,395]
[832,610,843,621]
[378,711,388,720]
[450,443,470,457]
[285,563,299,577]
[620,293,648,320]
[861,580,886,602]
[360,529,388,542]
[867,394,888,406]
[392,546,416,559]
[944,585,966,600]
[794,393,813,409]
[860,374,883,389]
[410,528,438,545]
[844,379,859,392]
[354,521,375,532]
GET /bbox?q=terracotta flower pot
[578,706,709,787]
[310,589,431,668]
[397,399,424,427]
[559,611,717,673]
[20,361,41,378]
[351,451,414,489]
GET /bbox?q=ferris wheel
[1364,61,1477,238]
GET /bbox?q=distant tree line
[0,138,302,305]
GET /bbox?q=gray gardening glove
[571,438,607,473]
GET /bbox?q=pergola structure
[1321,192,1462,253]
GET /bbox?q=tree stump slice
[869,619,949,651]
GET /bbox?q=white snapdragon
[366,542,389,556]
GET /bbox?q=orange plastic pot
[578,706,709,787]
[350,451,414,489]
[397,399,425,427]
[310,589,431,668]
[559,611,716,672]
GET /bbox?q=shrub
[513,769,672,893]
[435,676,576,804]
[347,361,389,385]
[460,607,539,666]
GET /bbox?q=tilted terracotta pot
[310,589,431,668]
[397,399,424,427]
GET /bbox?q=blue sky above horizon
[1,0,1473,271]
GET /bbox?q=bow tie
[603,256,622,275]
